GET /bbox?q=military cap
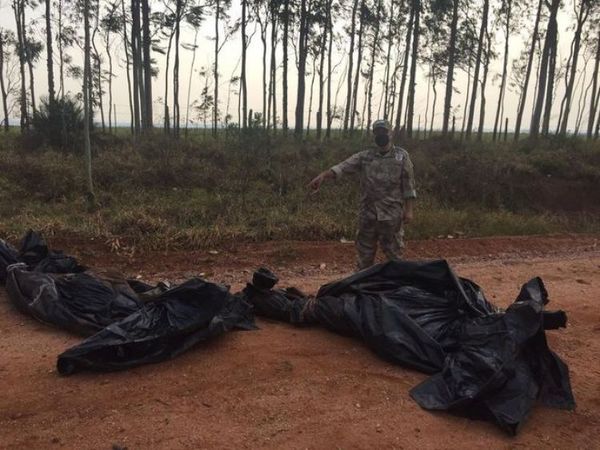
[372,119,391,131]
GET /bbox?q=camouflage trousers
[355,215,405,271]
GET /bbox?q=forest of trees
[0,0,599,142]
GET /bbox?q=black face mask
[375,134,390,147]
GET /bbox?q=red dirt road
[1,235,599,449]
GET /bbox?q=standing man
[308,119,417,270]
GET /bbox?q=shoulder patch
[394,148,405,162]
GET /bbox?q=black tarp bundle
[5,265,143,336]
[1,230,140,336]
[57,279,255,374]
[242,261,575,435]
[0,230,86,283]
[0,238,18,284]
[0,231,256,374]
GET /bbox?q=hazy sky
[0,0,597,132]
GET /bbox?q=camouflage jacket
[330,145,417,221]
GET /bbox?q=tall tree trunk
[306,56,317,136]
[326,2,333,138]
[588,29,600,139]
[259,19,267,127]
[173,0,181,137]
[376,58,386,119]
[185,28,199,136]
[530,34,543,125]
[136,2,145,130]
[442,0,459,134]
[45,0,55,103]
[423,71,431,135]
[541,0,559,136]
[350,0,365,131]
[131,0,141,134]
[460,60,472,140]
[531,0,560,138]
[294,0,308,136]
[466,0,488,139]
[213,0,220,137]
[574,55,591,135]
[92,19,105,132]
[241,0,248,129]
[430,73,437,135]
[333,57,348,127]
[83,0,95,205]
[106,31,113,132]
[366,0,382,133]
[382,0,394,120]
[141,0,152,129]
[0,31,9,131]
[121,0,134,134]
[493,0,511,141]
[389,50,401,126]
[406,0,420,138]
[270,8,278,131]
[58,0,65,98]
[23,14,36,115]
[202,74,209,134]
[317,0,330,139]
[394,4,414,134]
[595,96,600,138]
[225,68,235,127]
[343,0,359,132]
[360,79,368,132]
[514,0,542,141]
[559,1,590,135]
[22,4,36,116]
[282,0,289,130]
[555,36,576,134]
[13,0,27,130]
[164,31,174,133]
[477,30,492,140]
[266,20,272,129]
[237,69,241,127]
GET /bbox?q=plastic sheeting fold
[242,262,575,434]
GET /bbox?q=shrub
[31,96,86,152]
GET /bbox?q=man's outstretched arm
[308,151,366,193]
[308,169,336,193]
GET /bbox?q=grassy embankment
[1,128,599,250]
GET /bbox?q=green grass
[0,130,599,249]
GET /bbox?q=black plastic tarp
[0,230,85,285]
[245,260,500,373]
[57,279,255,374]
[5,264,142,336]
[0,239,18,284]
[1,231,256,374]
[242,261,575,434]
[410,277,574,435]
[2,231,134,336]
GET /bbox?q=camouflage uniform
[330,145,417,270]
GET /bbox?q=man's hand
[403,200,414,224]
[308,170,334,194]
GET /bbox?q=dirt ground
[1,234,599,449]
